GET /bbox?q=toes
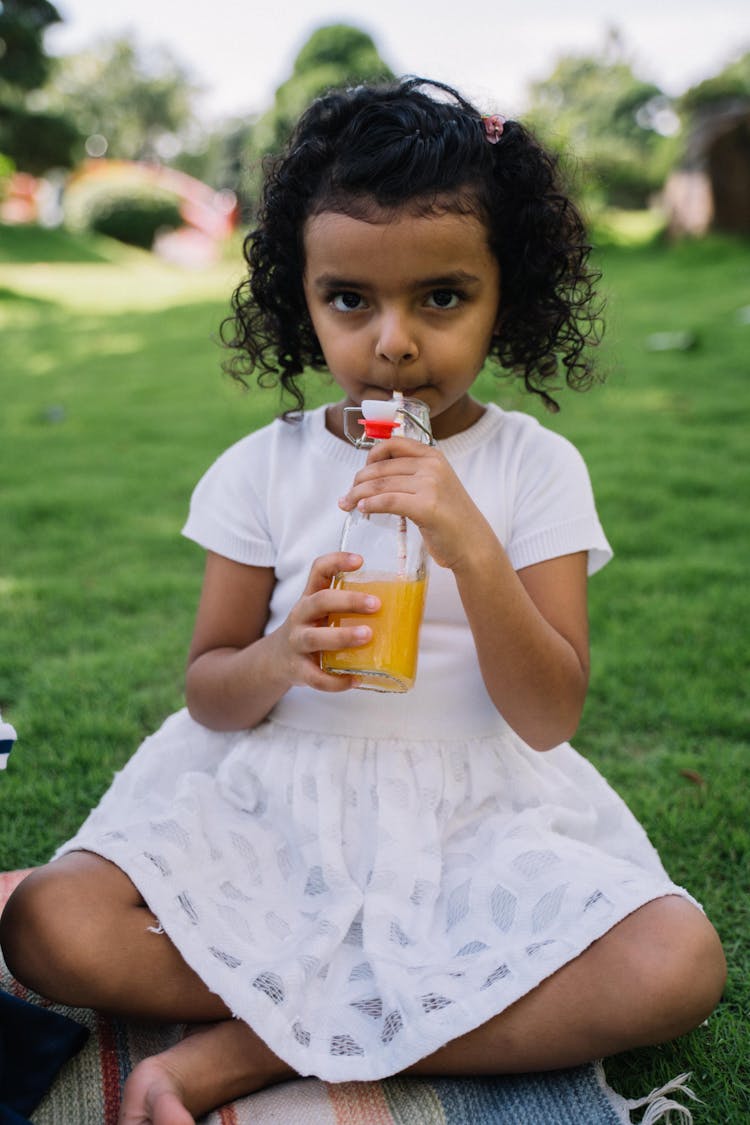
[119,1059,194,1125]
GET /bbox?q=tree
[172,115,256,194]
[0,0,80,175]
[0,0,61,90]
[525,29,679,208]
[38,34,201,163]
[679,50,750,114]
[244,24,393,210]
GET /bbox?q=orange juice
[321,572,427,692]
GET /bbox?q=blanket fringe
[596,1062,699,1124]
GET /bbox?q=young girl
[0,77,725,1125]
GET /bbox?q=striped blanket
[0,871,695,1124]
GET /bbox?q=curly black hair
[222,76,603,413]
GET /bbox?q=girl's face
[302,203,501,441]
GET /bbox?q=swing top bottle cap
[358,417,399,439]
[359,398,400,440]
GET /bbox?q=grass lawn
[1,222,748,1119]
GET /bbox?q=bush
[64,177,183,248]
[588,151,666,209]
[88,194,182,248]
[64,177,184,248]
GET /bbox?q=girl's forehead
[302,208,498,284]
[303,206,492,255]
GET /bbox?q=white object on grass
[0,711,17,770]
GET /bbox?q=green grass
[1,223,748,1119]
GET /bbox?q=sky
[47,0,750,124]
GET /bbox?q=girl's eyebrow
[310,273,363,292]
[311,269,482,291]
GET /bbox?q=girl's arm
[341,438,590,752]
[452,544,589,751]
[185,550,379,731]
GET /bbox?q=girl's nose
[375,311,418,364]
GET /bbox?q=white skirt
[56,709,693,1081]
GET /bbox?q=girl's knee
[0,865,64,987]
[0,855,121,1000]
[637,898,726,1036]
[0,859,77,985]
[669,905,726,1020]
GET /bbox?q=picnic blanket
[0,870,696,1124]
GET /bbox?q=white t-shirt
[182,402,612,742]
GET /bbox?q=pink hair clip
[483,114,505,144]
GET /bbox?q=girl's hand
[186,551,380,729]
[338,437,495,571]
[276,552,380,692]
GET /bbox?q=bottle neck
[397,399,434,445]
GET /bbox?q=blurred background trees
[249,24,393,159]
[524,29,681,210]
[679,49,750,114]
[0,0,80,175]
[39,35,200,164]
[1,12,748,246]
[241,24,393,211]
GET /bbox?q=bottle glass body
[321,398,432,693]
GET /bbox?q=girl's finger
[350,460,422,488]
[303,552,363,595]
[296,586,381,626]
[315,623,374,652]
[347,491,430,522]
[291,621,373,657]
[341,473,444,519]
[364,436,434,463]
[345,472,423,497]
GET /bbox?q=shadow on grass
[0,223,115,264]
[0,284,58,306]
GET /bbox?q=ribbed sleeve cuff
[182,515,276,568]
[508,516,613,576]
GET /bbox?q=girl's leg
[0,852,229,1019]
[1,861,725,1123]
[121,896,724,1123]
[0,852,293,1124]
[406,893,726,1075]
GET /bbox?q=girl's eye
[331,292,366,312]
[426,289,461,309]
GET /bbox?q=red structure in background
[1,172,42,224]
[1,160,239,265]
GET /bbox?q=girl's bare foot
[119,1055,194,1125]
[118,1020,294,1125]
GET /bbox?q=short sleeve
[506,425,612,576]
[181,435,276,567]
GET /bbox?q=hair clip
[482,114,505,144]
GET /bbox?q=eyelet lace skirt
[56,708,693,1081]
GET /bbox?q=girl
[0,77,725,1125]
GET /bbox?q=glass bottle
[321,394,434,692]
